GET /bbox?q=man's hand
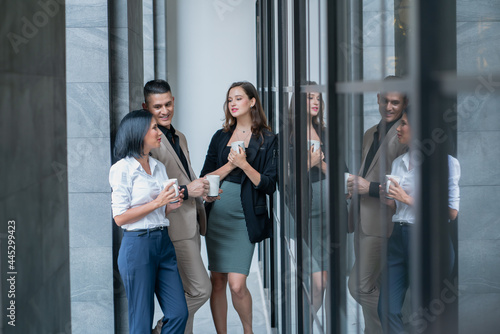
[379,185,395,207]
[204,189,223,203]
[347,175,370,195]
[187,178,210,198]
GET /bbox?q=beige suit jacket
[348,122,407,237]
[151,130,207,241]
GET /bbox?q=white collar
[127,155,157,173]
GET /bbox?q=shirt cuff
[369,182,380,198]
[180,185,189,200]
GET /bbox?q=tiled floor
[191,238,271,334]
[153,237,365,333]
[153,237,271,333]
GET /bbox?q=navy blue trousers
[378,224,455,334]
[378,223,411,333]
[118,228,188,334]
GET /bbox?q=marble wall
[65,0,115,333]
[154,0,167,79]
[0,0,70,332]
[143,0,155,83]
[108,0,150,332]
[456,1,500,332]
[67,0,163,332]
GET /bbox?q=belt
[394,221,413,227]
[124,226,167,236]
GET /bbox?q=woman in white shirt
[377,109,460,333]
[109,109,187,333]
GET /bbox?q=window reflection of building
[257,0,500,333]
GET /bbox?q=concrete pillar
[0,0,70,332]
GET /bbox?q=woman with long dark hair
[289,84,329,312]
[303,86,330,313]
[109,109,188,333]
[200,81,277,333]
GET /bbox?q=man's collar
[377,117,401,134]
[159,124,176,137]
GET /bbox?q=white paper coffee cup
[308,140,320,152]
[344,172,350,194]
[206,175,220,197]
[231,141,245,153]
[385,175,401,199]
[163,178,179,202]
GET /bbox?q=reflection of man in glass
[347,76,408,333]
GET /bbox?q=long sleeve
[200,130,222,177]
[448,155,461,211]
[109,161,132,218]
[253,134,278,195]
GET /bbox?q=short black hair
[381,75,408,102]
[113,109,152,160]
[144,79,171,103]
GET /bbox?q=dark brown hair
[287,81,326,143]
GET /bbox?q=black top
[159,124,192,199]
[222,146,243,183]
[309,123,348,183]
[363,118,401,197]
[310,123,327,183]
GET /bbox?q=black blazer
[200,127,278,243]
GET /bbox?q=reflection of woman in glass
[378,109,460,333]
[200,81,277,334]
[288,82,329,315]
[109,110,187,333]
[305,86,329,313]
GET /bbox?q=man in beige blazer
[347,78,408,334]
[143,80,211,334]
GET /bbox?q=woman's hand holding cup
[309,145,323,167]
[228,146,247,169]
[155,180,177,207]
[161,179,182,204]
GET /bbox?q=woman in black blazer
[200,81,277,334]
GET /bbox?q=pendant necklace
[236,127,251,141]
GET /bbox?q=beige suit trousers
[172,228,211,334]
[348,226,387,334]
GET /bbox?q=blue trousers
[118,228,188,334]
[378,223,411,333]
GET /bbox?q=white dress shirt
[448,155,461,211]
[391,153,461,224]
[109,156,170,231]
[391,152,416,224]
